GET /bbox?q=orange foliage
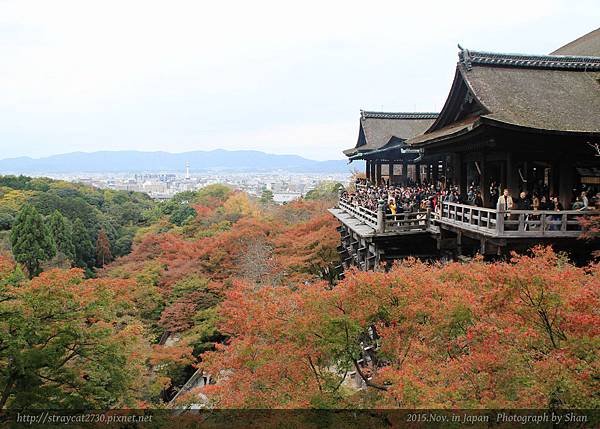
[200,247,599,409]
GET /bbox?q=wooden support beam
[480,153,488,207]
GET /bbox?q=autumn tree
[10,204,56,278]
[96,228,113,267]
[579,214,600,257]
[0,268,147,409]
[200,247,599,409]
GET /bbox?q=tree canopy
[10,205,56,278]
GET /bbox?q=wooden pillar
[551,161,560,198]
[389,162,394,185]
[500,158,507,193]
[365,160,371,182]
[558,159,574,209]
[432,160,439,185]
[416,163,421,184]
[480,155,488,207]
[453,153,465,195]
[506,153,519,197]
[523,161,530,194]
[376,162,382,186]
[401,161,408,186]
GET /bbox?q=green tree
[72,218,95,270]
[0,268,144,409]
[304,181,344,201]
[259,189,274,204]
[96,228,113,267]
[48,210,75,260]
[170,205,196,226]
[10,205,56,278]
[0,211,14,230]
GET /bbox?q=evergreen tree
[259,189,274,204]
[48,210,75,260]
[10,204,56,278]
[72,218,94,269]
[95,228,113,267]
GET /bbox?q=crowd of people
[342,178,599,216]
[341,179,462,215]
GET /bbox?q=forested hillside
[0,176,597,410]
[0,177,341,408]
[0,176,155,274]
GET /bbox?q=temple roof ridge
[360,111,439,120]
[457,47,600,71]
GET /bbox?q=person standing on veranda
[496,189,514,213]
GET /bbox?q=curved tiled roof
[458,49,600,71]
[409,47,600,147]
[360,111,438,120]
[344,111,438,157]
[465,63,600,133]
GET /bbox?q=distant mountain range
[0,150,357,174]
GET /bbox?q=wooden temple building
[330,28,600,269]
[343,111,438,186]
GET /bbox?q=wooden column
[506,153,519,196]
[432,160,439,185]
[558,159,574,209]
[376,162,382,186]
[551,161,560,198]
[415,163,421,184]
[401,160,408,186]
[389,162,394,185]
[365,160,371,182]
[523,161,530,194]
[500,159,507,193]
[453,153,465,195]
[480,154,488,207]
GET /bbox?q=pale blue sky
[0,0,598,160]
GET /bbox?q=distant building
[273,192,301,204]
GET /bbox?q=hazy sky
[0,1,598,160]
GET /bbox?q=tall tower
[185,161,190,180]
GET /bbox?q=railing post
[377,200,386,233]
[496,210,504,235]
[518,213,524,232]
[337,189,343,209]
[426,208,431,230]
[540,213,546,234]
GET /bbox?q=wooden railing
[339,198,429,234]
[384,211,430,233]
[338,199,378,229]
[339,197,597,239]
[439,202,598,238]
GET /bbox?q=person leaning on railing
[549,196,564,231]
